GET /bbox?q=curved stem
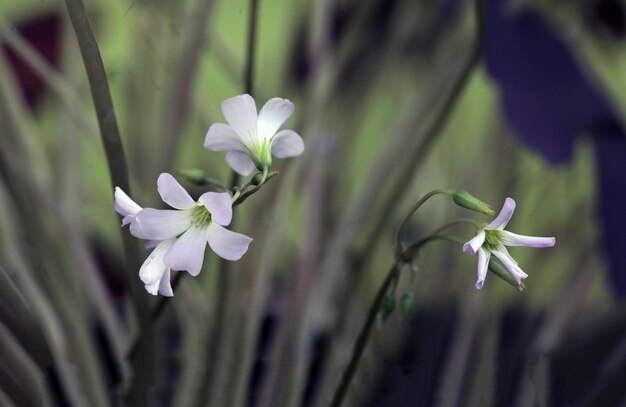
[395,189,453,252]
[329,260,404,407]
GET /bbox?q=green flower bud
[380,295,396,323]
[452,190,496,216]
[399,292,414,321]
[178,169,226,189]
[488,256,525,292]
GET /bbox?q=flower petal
[221,94,258,146]
[157,173,196,210]
[492,250,528,284]
[500,231,556,248]
[207,222,252,261]
[158,269,174,297]
[131,208,191,240]
[476,248,491,289]
[199,192,232,226]
[463,230,485,255]
[139,238,175,294]
[257,98,294,140]
[271,130,304,158]
[497,245,518,265]
[486,197,516,230]
[114,187,142,217]
[204,123,246,152]
[226,150,256,176]
[164,226,209,276]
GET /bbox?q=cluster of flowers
[114,94,304,296]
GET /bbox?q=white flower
[114,174,253,296]
[204,94,304,175]
[463,197,555,289]
[114,187,175,296]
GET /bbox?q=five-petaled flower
[463,197,555,289]
[204,94,305,175]
[114,173,253,296]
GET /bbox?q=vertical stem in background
[328,260,403,407]
[156,0,215,173]
[351,0,484,270]
[61,0,153,403]
[198,0,259,405]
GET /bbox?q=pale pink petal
[131,208,191,240]
[475,248,491,289]
[199,192,232,226]
[207,222,252,261]
[158,269,174,297]
[145,240,160,250]
[270,130,304,158]
[164,226,209,276]
[500,231,556,248]
[157,173,196,210]
[204,123,246,152]
[226,150,256,176]
[257,98,294,140]
[139,238,175,294]
[221,94,258,145]
[114,187,142,217]
[463,230,485,255]
[492,250,528,284]
[486,197,516,230]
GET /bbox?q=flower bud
[488,256,525,292]
[399,292,414,321]
[452,190,496,216]
[380,295,396,323]
[178,169,225,188]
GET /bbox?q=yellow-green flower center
[484,229,503,250]
[190,205,212,227]
[246,139,272,170]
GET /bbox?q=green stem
[395,189,453,252]
[329,259,404,407]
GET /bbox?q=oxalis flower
[114,173,252,296]
[463,197,555,289]
[204,94,304,175]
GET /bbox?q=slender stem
[329,260,404,407]
[402,234,465,261]
[395,189,453,252]
[62,0,152,403]
[354,0,484,269]
[199,1,259,404]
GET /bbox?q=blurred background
[1,0,626,405]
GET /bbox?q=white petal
[257,98,294,140]
[207,222,252,261]
[164,226,209,276]
[139,238,175,295]
[114,187,142,217]
[121,215,136,227]
[475,248,491,289]
[221,94,258,146]
[500,231,556,248]
[497,245,518,265]
[144,280,159,296]
[463,230,485,255]
[226,150,256,176]
[271,130,304,158]
[158,269,174,297]
[204,123,246,152]
[199,192,232,226]
[486,197,516,230]
[131,208,191,240]
[492,250,528,284]
[157,173,196,210]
